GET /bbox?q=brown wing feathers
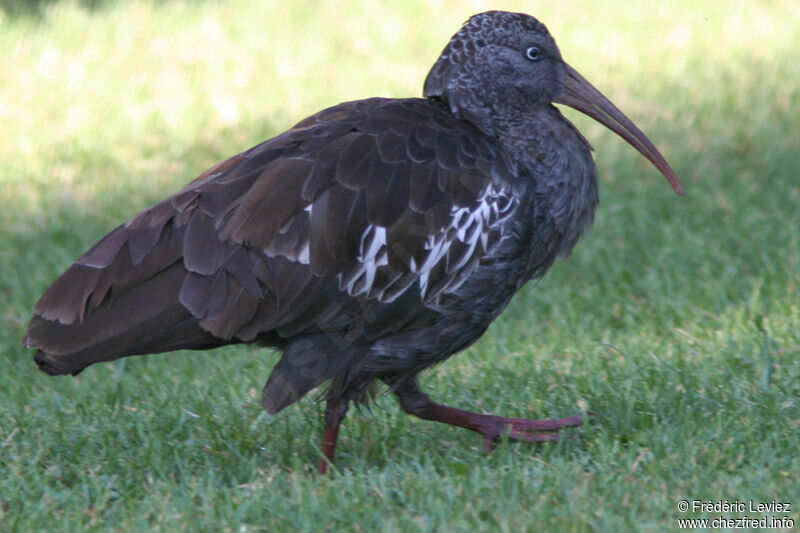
[25,97,513,409]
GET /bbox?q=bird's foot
[394,380,584,455]
[407,403,583,451]
[476,412,583,452]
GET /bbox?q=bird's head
[424,11,683,195]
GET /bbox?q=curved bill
[555,64,684,196]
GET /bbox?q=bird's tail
[21,204,233,376]
[24,259,225,375]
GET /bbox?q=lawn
[1,0,798,531]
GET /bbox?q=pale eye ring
[525,46,542,61]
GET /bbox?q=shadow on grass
[2,0,110,18]
[0,0,207,18]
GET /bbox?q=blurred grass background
[1,0,799,531]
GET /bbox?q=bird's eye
[525,46,542,61]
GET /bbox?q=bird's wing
[172,97,518,341]
[25,98,518,403]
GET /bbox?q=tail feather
[24,260,224,375]
[33,349,86,376]
[22,195,247,376]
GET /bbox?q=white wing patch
[263,184,517,303]
[341,184,517,302]
[339,225,389,297]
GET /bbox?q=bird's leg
[394,379,581,452]
[318,399,349,474]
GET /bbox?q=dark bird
[23,11,683,473]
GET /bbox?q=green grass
[2,0,799,530]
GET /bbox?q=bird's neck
[484,105,575,162]
[489,105,600,278]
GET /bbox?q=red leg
[394,379,582,452]
[318,399,349,474]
